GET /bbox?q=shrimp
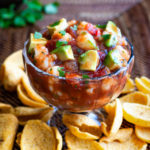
[34,44,57,71]
[52,31,73,42]
[47,66,60,76]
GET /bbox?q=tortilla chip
[16,132,22,147]
[65,130,103,150]
[0,114,18,150]
[99,132,147,150]
[17,83,48,108]
[52,127,63,150]
[0,50,25,91]
[100,128,133,143]
[101,99,123,136]
[14,106,53,125]
[67,124,101,140]
[21,120,56,150]
[63,113,101,139]
[0,102,14,113]
[135,77,150,94]
[119,91,150,105]
[135,126,150,143]
[21,74,47,104]
[121,77,135,94]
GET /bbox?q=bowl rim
[23,37,134,81]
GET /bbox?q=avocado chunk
[76,31,98,50]
[104,49,122,70]
[106,21,121,37]
[105,34,118,47]
[29,33,47,53]
[51,45,74,61]
[79,50,99,71]
[47,18,68,35]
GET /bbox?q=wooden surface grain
[0,0,150,149]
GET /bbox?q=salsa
[28,18,130,79]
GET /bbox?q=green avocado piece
[77,31,98,50]
[106,21,121,37]
[28,33,47,53]
[79,50,99,71]
[104,49,122,70]
[51,45,74,61]
[105,34,118,47]
[47,18,68,35]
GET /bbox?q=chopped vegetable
[59,30,66,36]
[51,45,74,61]
[34,32,42,39]
[56,41,68,48]
[96,24,106,29]
[82,75,90,79]
[58,67,65,77]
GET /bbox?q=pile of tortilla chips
[1,50,150,150]
[0,50,48,108]
[63,76,150,150]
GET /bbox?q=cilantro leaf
[102,34,111,40]
[50,20,60,27]
[58,67,65,77]
[13,16,26,27]
[34,32,42,39]
[56,40,68,47]
[82,74,90,79]
[0,0,60,29]
[96,24,106,29]
[59,30,66,36]
[26,0,43,11]
[0,19,11,28]
[44,2,60,14]
[71,25,77,30]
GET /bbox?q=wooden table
[0,0,150,149]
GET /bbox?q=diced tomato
[97,50,107,62]
[46,40,57,52]
[66,26,77,38]
[85,23,101,37]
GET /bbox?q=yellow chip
[101,99,123,136]
[119,91,150,105]
[21,120,56,150]
[0,114,18,150]
[16,132,22,147]
[17,83,48,108]
[99,132,147,150]
[121,77,135,94]
[14,106,53,125]
[135,126,150,143]
[0,102,14,113]
[123,103,150,127]
[100,128,133,143]
[52,127,63,150]
[21,74,47,104]
[63,113,101,139]
[65,130,103,150]
[0,50,25,91]
[67,124,100,140]
[135,77,150,94]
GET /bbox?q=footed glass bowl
[23,40,134,112]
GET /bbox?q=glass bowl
[23,39,134,112]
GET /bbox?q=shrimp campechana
[25,18,133,111]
